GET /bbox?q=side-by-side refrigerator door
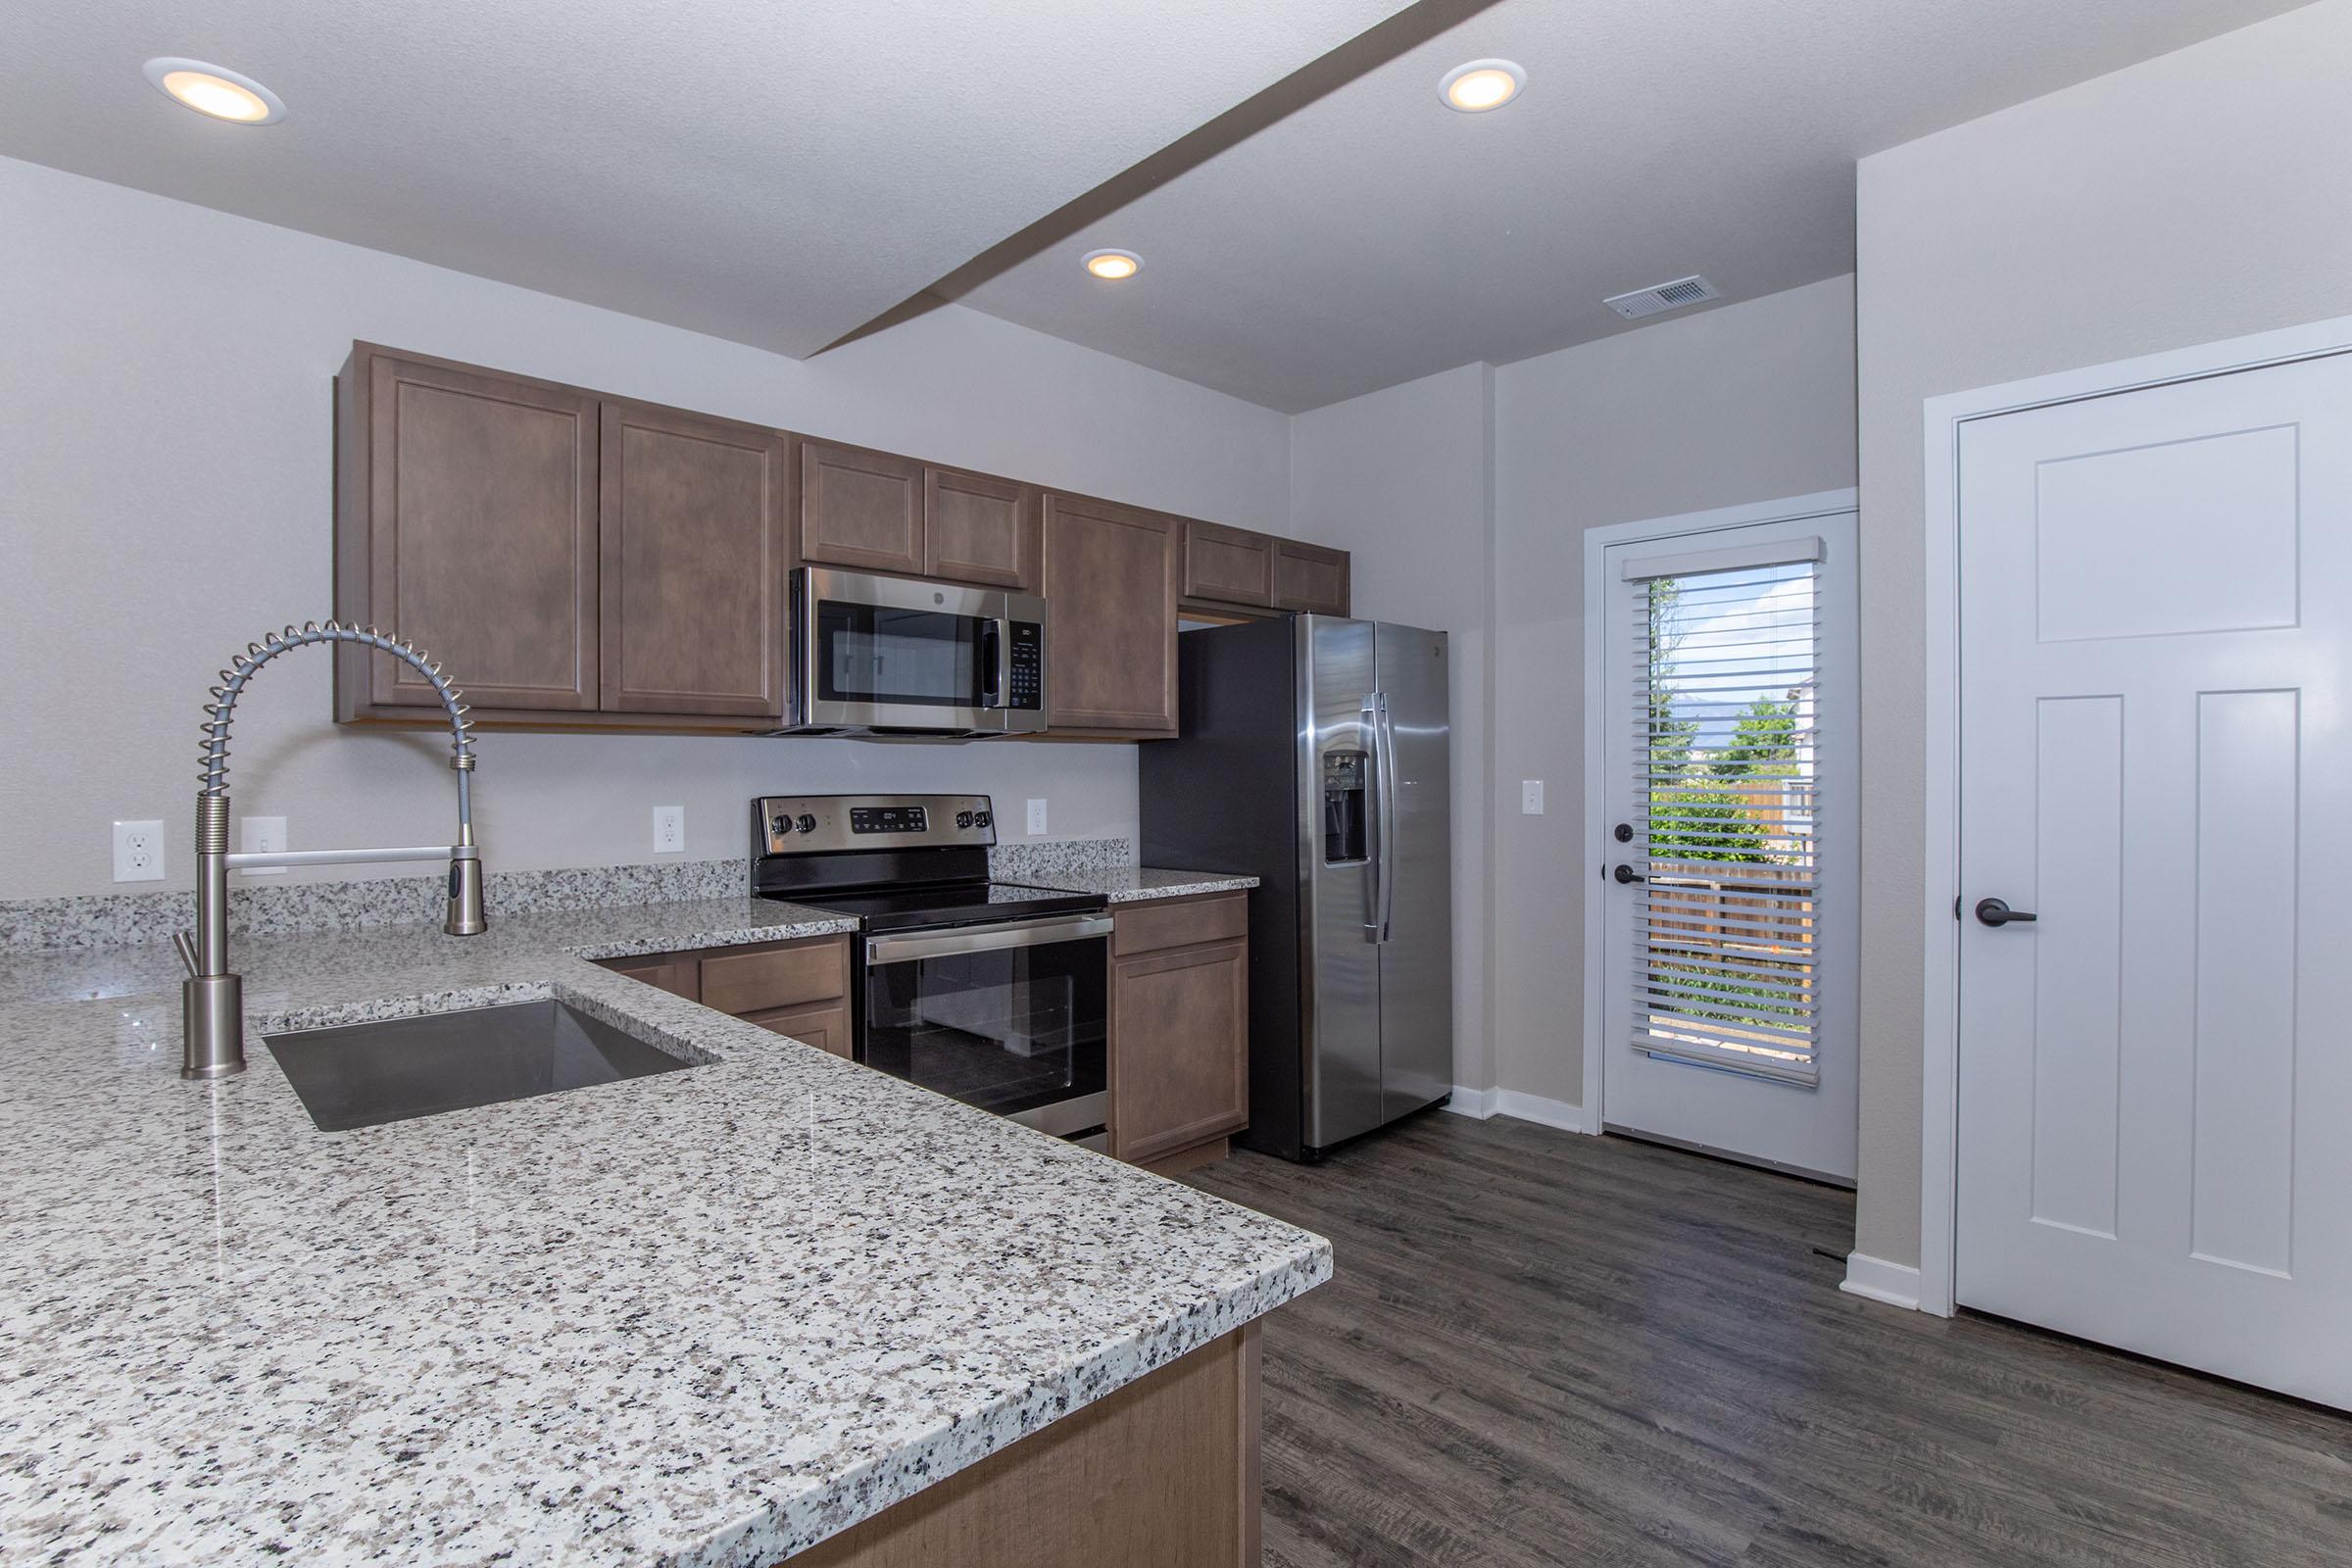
[1374,622,1453,1120]
[1301,615,1385,1152]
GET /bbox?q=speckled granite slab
[0,902,1329,1566]
[0,857,751,955]
[1022,866,1260,904]
[986,836,1130,885]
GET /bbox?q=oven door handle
[864,912,1113,965]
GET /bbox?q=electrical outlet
[652,806,685,855]
[112,819,166,883]
[1521,780,1544,815]
[240,816,288,875]
[1026,798,1049,836]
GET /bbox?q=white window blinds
[1627,552,1824,1086]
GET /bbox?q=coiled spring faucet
[178,621,485,1080]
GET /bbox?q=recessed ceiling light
[143,58,286,124]
[1439,59,1525,114]
[1082,249,1143,281]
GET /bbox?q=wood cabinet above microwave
[798,437,1040,593]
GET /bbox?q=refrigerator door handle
[1360,695,1383,937]
[1375,689,1399,943]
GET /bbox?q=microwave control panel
[1006,622,1044,710]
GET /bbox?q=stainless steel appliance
[750,794,1111,1144]
[1139,615,1452,1160]
[787,567,1047,736]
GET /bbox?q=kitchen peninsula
[0,881,1327,1566]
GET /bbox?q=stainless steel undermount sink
[264,1000,693,1132]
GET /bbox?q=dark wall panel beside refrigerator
[1142,614,1452,1161]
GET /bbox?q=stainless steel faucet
[176,621,484,1080]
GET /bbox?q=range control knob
[796,813,817,835]
[956,810,975,829]
[972,810,993,830]
[770,815,793,836]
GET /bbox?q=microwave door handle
[1375,691,1399,943]
[978,618,1004,709]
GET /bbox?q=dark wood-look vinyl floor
[1190,1111,2352,1568]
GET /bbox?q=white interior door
[1956,351,2352,1406]
[1599,510,1858,1181]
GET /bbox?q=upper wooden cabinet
[800,437,1041,592]
[1183,520,1275,608]
[600,400,792,719]
[337,345,601,714]
[1273,539,1352,616]
[925,466,1040,590]
[1042,493,1180,735]
[798,438,924,576]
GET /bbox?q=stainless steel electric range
[750,794,1111,1147]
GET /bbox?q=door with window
[1599,510,1858,1181]
[1954,351,2352,1406]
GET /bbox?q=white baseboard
[1444,1085,1498,1118]
[1494,1089,1588,1132]
[1839,1251,1922,1311]
[1444,1086,1591,1133]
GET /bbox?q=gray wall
[0,156,1293,900]
[1852,0,2352,1266]
[1493,275,1858,1108]
[1290,363,1498,1092]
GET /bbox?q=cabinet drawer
[595,953,700,1002]
[1113,892,1249,956]
[742,1001,852,1058]
[698,936,849,1015]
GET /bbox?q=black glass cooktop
[763,879,1106,934]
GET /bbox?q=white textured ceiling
[0,0,1415,357]
[954,0,2315,411]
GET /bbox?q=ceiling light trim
[1082,248,1144,281]
[1439,58,1526,114]
[143,57,287,125]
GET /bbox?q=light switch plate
[112,819,166,883]
[1521,780,1544,815]
[1026,798,1049,836]
[240,816,288,875]
[653,806,685,855]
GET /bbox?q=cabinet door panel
[1042,494,1180,734]
[1111,937,1250,1164]
[801,438,924,575]
[925,468,1039,590]
[743,1001,853,1058]
[600,401,790,717]
[1184,521,1275,608]
[1272,540,1351,616]
[368,353,600,710]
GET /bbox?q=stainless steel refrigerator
[1140,615,1452,1161]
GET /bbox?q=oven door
[858,913,1111,1138]
[795,567,1047,734]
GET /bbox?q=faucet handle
[172,930,199,978]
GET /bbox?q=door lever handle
[1613,863,1645,885]
[1975,897,2036,927]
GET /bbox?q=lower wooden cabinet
[595,933,851,1054]
[1109,893,1250,1166]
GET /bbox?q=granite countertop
[1019,866,1259,904]
[0,896,1330,1565]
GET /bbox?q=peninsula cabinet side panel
[789,1323,1261,1568]
[337,345,601,715]
[1040,493,1180,735]
[599,399,792,719]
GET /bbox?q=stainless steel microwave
[787,567,1048,736]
